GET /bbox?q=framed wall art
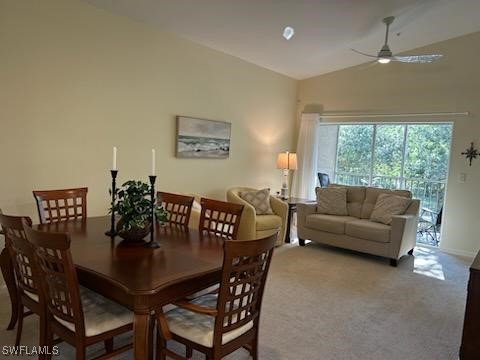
[176,116,231,159]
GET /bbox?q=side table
[281,197,315,243]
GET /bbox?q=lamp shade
[276,152,297,170]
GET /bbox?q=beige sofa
[227,187,288,246]
[297,186,420,266]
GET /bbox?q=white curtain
[291,113,320,200]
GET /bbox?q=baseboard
[438,246,476,259]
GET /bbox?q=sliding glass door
[328,123,453,245]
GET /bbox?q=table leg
[134,312,152,360]
[0,247,18,330]
[285,206,293,243]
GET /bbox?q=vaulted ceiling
[84,0,480,79]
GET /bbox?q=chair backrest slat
[157,192,195,228]
[199,198,243,239]
[23,222,85,335]
[0,214,38,298]
[33,187,88,224]
[213,234,276,347]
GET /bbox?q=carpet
[0,243,471,359]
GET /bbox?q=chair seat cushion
[305,214,358,234]
[165,294,253,348]
[256,215,282,231]
[54,286,132,337]
[345,219,391,243]
[24,290,39,303]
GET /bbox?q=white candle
[112,146,117,170]
[151,149,156,175]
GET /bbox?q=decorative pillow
[239,189,274,215]
[316,187,348,216]
[370,194,411,225]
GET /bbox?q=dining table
[1,216,225,360]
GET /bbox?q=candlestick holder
[105,170,118,237]
[145,175,160,248]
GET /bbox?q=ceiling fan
[352,16,443,64]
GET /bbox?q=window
[320,123,453,245]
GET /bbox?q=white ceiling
[84,0,480,79]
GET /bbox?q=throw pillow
[316,187,348,216]
[370,193,411,225]
[239,189,274,215]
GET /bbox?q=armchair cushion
[256,214,282,231]
[239,188,274,215]
[165,293,253,348]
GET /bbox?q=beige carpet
[0,243,471,359]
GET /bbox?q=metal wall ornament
[461,142,479,166]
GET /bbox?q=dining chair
[158,192,195,229]
[23,221,133,360]
[32,187,88,224]
[199,198,244,239]
[156,233,277,360]
[0,214,43,348]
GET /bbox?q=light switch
[458,173,466,183]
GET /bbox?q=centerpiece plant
[111,180,167,241]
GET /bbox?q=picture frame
[176,116,231,159]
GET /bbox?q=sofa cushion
[255,214,282,231]
[370,194,412,225]
[305,214,357,234]
[345,219,391,243]
[239,188,274,215]
[330,184,365,218]
[361,187,411,219]
[315,187,348,216]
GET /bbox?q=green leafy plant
[110,180,167,231]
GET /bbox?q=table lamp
[276,151,297,199]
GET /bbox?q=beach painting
[176,116,231,159]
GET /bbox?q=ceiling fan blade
[393,54,443,63]
[351,48,377,58]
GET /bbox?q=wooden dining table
[1,216,225,360]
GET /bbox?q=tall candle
[151,149,156,175]
[112,146,117,170]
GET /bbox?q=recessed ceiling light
[282,26,294,40]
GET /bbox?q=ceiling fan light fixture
[282,26,294,40]
[378,57,391,64]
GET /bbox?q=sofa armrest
[390,214,418,259]
[226,190,256,240]
[297,203,316,229]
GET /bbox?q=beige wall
[0,0,297,221]
[298,31,480,256]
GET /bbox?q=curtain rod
[314,111,470,119]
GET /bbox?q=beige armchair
[226,187,288,246]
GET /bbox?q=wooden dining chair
[23,221,133,360]
[199,198,244,239]
[156,233,277,360]
[0,214,43,348]
[158,192,195,229]
[32,187,88,224]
